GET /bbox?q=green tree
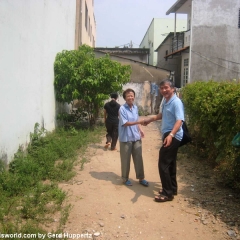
[54,45,131,125]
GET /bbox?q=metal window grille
[184,58,189,67]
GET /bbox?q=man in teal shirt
[144,79,184,202]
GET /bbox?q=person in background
[104,93,120,151]
[118,88,148,187]
[143,79,184,202]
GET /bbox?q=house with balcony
[155,31,190,87]
[140,18,187,66]
[155,0,240,87]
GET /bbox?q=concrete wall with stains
[107,81,162,115]
[190,0,240,81]
[0,0,76,164]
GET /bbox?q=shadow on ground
[89,171,162,203]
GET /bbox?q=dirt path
[59,117,240,240]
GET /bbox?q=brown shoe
[155,194,174,202]
[159,190,177,196]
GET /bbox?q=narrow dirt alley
[58,117,240,240]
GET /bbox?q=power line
[191,50,240,74]
[192,50,240,65]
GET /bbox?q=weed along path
[58,117,239,240]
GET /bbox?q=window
[90,25,92,41]
[238,8,240,28]
[184,58,189,67]
[188,19,191,31]
[88,18,90,36]
[183,58,189,86]
[165,50,168,61]
[85,3,88,30]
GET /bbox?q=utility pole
[129,40,133,48]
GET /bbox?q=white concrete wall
[140,19,154,65]
[190,0,240,81]
[0,0,76,164]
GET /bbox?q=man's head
[159,79,175,101]
[110,93,118,99]
[159,79,175,89]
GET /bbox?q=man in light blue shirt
[161,94,184,142]
[144,79,184,202]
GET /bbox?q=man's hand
[163,135,173,147]
[142,118,151,126]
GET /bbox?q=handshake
[140,118,151,126]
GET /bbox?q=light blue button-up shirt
[162,94,184,141]
[119,103,141,142]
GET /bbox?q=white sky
[94,0,187,48]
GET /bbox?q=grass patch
[0,124,105,236]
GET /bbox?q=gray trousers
[120,140,145,181]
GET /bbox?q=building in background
[0,0,96,164]
[139,18,187,66]
[163,0,240,86]
[155,31,189,87]
[75,0,96,49]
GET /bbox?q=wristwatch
[170,133,175,138]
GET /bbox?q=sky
[94,0,186,48]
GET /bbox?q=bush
[54,45,131,126]
[182,80,240,190]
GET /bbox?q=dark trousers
[158,132,181,197]
[105,121,119,150]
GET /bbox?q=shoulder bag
[179,121,192,147]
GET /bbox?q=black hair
[159,79,175,89]
[110,93,118,99]
[123,88,135,100]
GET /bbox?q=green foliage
[182,81,240,190]
[0,123,105,234]
[54,44,132,125]
[137,105,149,116]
